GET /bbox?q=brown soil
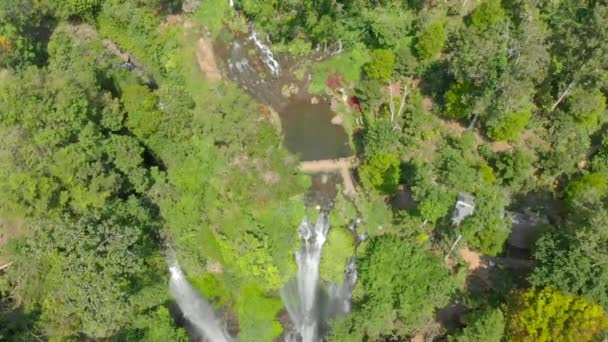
[422,96,434,112]
[460,247,484,271]
[491,141,513,153]
[196,36,222,82]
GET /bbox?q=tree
[452,307,505,342]
[363,49,395,81]
[4,200,167,338]
[470,0,506,31]
[531,232,608,310]
[48,0,102,19]
[460,186,510,256]
[506,287,608,342]
[443,82,474,119]
[486,110,531,141]
[494,149,535,191]
[359,152,401,194]
[564,172,607,204]
[566,87,606,128]
[415,20,447,61]
[329,236,456,340]
[362,119,399,157]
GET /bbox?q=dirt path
[300,157,359,197]
[196,35,222,82]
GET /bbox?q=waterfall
[281,214,358,342]
[249,24,280,77]
[168,262,233,342]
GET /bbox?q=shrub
[363,49,395,81]
[359,153,401,194]
[415,21,447,61]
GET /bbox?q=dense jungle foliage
[1,0,608,341]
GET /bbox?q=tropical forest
[1,0,608,341]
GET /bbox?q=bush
[415,21,447,61]
[363,120,399,157]
[359,153,401,194]
[470,0,506,31]
[453,307,505,342]
[320,227,355,284]
[567,87,606,128]
[363,49,395,81]
[444,82,473,119]
[487,110,531,141]
[564,172,607,204]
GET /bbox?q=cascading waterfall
[168,262,233,342]
[281,213,358,342]
[249,24,281,77]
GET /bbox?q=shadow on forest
[434,245,534,340]
[0,301,40,341]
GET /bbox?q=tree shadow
[418,60,453,105]
[0,301,41,341]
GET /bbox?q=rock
[331,114,343,125]
[330,97,340,112]
[182,0,200,13]
[310,96,319,104]
[281,83,299,98]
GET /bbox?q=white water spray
[281,214,358,342]
[249,24,281,77]
[169,262,233,342]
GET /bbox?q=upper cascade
[249,24,281,77]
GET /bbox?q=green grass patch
[320,227,355,284]
[309,43,370,95]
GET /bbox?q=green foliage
[444,82,473,119]
[189,273,231,308]
[452,307,505,342]
[487,110,531,141]
[48,0,102,20]
[416,187,454,223]
[320,227,355,284]
[309,44,370,94]
[329,236,456,340]
[363,49,395,81]
[461,186,510,256]
[506,287,608,342]
[236,284,284,342]
[126,307,189,342]
[564,172,607,204]
[415,20,447,61]
[5,201,167,338]
[531,229,608,310]
[567,87,606,128]
[356,192,395,236]
[362,119,399,157]
[122,83,162,139]
[494,149,535,191]
[470,0,506,31]
[359,153,401,194]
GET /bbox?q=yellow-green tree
[507,287,608,342]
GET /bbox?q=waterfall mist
[281,214,358,342]
[168,262,234,342]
